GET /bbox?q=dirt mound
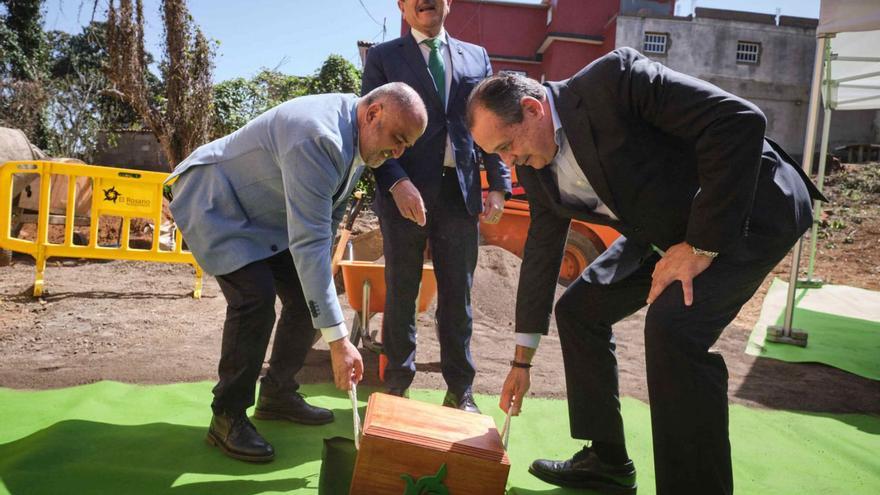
[472,245,521,326]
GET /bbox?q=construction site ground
[1,163,878,415]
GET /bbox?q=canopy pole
[769,35,832,346]
[806,107,832,280]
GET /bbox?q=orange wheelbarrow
[338,259,438,380]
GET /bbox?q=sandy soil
[1,165,878,415]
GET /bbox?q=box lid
[362,393,509,464]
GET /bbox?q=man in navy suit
[361,0,511,412]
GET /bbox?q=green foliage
[42,21,159,159]
[0,0,49,80]
[211,69,309,137]
[0,0,50,147]
[309,54,361,95]
[211,55,360,139]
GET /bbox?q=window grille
[643,32,668,54]
[736,41,761,64]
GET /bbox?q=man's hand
[647,242,714,306]
[390,179,426,226]
[499,367,530,415]
[480,190,506,224]
[328,338,363,391]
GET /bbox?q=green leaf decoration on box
[400,463,449,495]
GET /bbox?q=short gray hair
[466,72,545,128]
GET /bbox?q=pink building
[401,0,675,81]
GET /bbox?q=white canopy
[817,0,880,111]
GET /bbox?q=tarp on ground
[748,278,880,380]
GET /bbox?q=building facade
[617,7,879,158]
[393,2,877,159]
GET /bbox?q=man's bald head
[358,82,428,167]
[363,82,428,130]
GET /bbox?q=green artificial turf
[0,381,877,494]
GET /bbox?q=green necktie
[423,38,446,107]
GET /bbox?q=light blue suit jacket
[166,93,364,328]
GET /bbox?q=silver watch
[692,246,719,258]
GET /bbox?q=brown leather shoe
[253,392,334,425]
[206,412,274,463]
[529,446,637,494]
[442,389,481,414]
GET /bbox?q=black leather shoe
[385,387,410,398]
[253,392,334,425]
[442,389,481,414]
[529,446,637,494]
[206,412,274,463]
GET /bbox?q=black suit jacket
[516,48,823,334]
[361,33,511,216]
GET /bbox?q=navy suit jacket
[361,33,510,215]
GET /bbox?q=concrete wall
[615,11,879,159]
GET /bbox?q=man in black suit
[361,0,511,412]
[466,48,822,494]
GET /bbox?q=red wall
[444,2,547,59]
[546,0,618,35]
[398,0,672,81]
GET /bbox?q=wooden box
[350,393,510,494]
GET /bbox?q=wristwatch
[692,246,719,258]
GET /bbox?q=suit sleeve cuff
[389,178,408,192]
[516,333,542,349]
[321,322,349,343]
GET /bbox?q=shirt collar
[411,27,448,47]
[351,99,365,167]
[544,86,565,162]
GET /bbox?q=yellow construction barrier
[0,160,203,298]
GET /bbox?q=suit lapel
[547,81,619,217]
[400,34,444,112]
[446,37,466,108]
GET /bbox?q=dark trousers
[211,250,315,415]
[555,243,790,495]
[377,170,479,394]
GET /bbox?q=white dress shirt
[516,88,617,350]
[410,27,456,167]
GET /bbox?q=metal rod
[830,55,880,62]
[362,279,371,340]
[782,36,830,335]
[834,69,880,84]
[807,107,832,280]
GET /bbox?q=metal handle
[500,405,515,451]
[349,382,361,450]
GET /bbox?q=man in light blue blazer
[166,83,427,463]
